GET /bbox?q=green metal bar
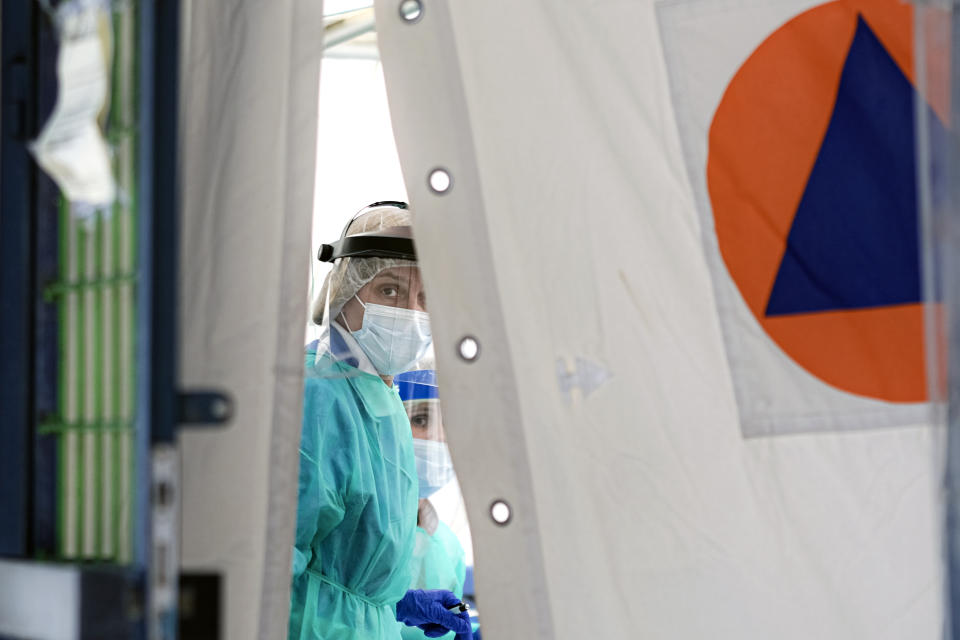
[80,220,91,558]
[57,197,68,559]
[69,208,80,559]
[74,215,85,558]
[109,6,126,560]
[113,196,124,563]
[81,217,99,559]
[99,204,113,559]
[109,3,122,564]
[125,0,140,564]
[113,203,124,563]
[102,194,117,562]
[93,210,104,559]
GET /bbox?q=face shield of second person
[394,369,470,640]
[396,369,456,498]
[311,204,433,380]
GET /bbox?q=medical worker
[290,202,472,640]
[394,369,470,640]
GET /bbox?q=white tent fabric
[177,2,322,639]
[376,0,944,638]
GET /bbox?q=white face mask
[413,438,455,498]
[347,296,432,376]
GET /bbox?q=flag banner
[658,0,934,436]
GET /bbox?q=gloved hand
[395,589,472,638]
[453,626,476,640]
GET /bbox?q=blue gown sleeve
[292,377,349,580]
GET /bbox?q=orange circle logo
[707,0,942,402]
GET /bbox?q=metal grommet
[399,0,423,24]
[458,336,479,362]
[490,500,512,526]
[428,167,452,194]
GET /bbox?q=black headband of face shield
[317,201,417,263]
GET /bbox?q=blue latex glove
[396,589,473,637]
[454,627,475,640]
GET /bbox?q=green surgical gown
[289,352,419,640]
[398,521,467,640]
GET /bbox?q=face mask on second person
[413,438,455,498]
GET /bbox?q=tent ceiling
[324,7,379,58]
[324,0,374,18]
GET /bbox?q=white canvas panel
[177,2,323,639]
[377,0,943,637]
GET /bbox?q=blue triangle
[765,16,946,317]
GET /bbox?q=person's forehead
[405,398,437,408]
[372,266,422,282]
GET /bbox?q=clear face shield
[396,367,474,613]
[311,202,433,379]
[396,369,457,500]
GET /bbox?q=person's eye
[412,414,428,427]
[380,285,398,297]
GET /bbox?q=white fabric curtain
[376,0,943,637]
[177,2,323,638]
